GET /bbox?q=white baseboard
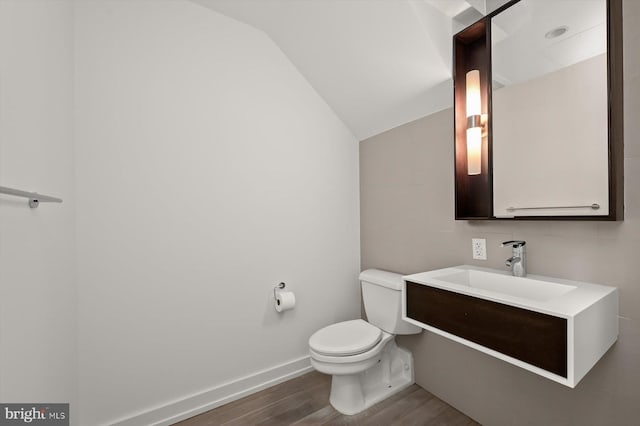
[110,355,313,426]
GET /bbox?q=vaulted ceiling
[191,0,510,140]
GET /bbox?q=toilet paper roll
[275,291,296,312]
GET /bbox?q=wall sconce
[466,69,484,175]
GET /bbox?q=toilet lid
[309,319,382,356]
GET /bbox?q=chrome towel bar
[0,185,63,208]
[506,203,600,212]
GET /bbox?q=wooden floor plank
[290,405,340,425]
[363,387,439,426]
[173,371,480,426]
[226,381,328,426]
[394,393,455,426]
[177,372,329,426]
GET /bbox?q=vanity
[402,266,618,387]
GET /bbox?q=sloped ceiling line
[190,0,501,140]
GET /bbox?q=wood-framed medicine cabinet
[453,0,623,221]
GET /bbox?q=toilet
[308,269,422,415]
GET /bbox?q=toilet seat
[309,319,382,356]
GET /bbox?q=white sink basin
[432,269,577,302]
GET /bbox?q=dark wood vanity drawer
[406,282,567,377]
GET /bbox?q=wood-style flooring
[174,371,480,425]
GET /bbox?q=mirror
[490,0,618,218]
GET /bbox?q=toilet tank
[359,269,421,335]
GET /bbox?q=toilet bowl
[308,270,421,415]
[309,319,414,415]
[309,319,391,375]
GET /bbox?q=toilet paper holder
[273,282,286,300]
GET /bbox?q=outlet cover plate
[472,238,487,260]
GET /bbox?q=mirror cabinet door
[492,0,610,218]
[453,0,622,220]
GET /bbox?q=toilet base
[328,339,414,415]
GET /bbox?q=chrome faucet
[501,240,526,277]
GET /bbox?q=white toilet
[308,269,422,415]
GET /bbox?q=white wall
[74,1,360,424]
[0,0,76,412]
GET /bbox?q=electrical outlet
[472,238,487,260]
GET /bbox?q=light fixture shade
[466,69,482,175]
[466,70,481,117]
[467,127,482,175]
